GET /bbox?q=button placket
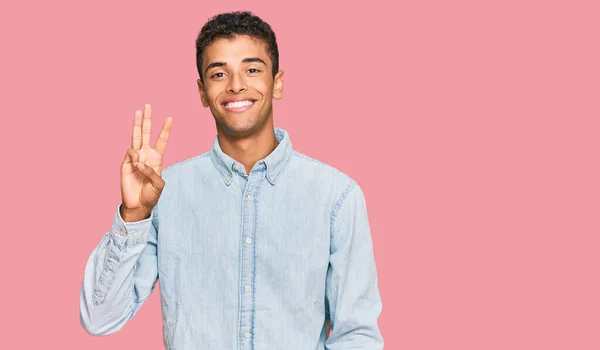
[239,178,260,349]
[238,170,262,348]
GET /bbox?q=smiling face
[197,34,284,138]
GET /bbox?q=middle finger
[142,103,152,148]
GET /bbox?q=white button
[120,230,126,237]
[269,175,275,181]
[245,237,252,244]
[132,232,139,239]
[108,265,114,271]
[244,285,251,292]
[243,332,251,339]
[234,164,240,171]
[247,194,253,201]
[225,176,231,182]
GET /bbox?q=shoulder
[289,150,361,202]
[291,150,355,182]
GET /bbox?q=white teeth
[225,100,253,109]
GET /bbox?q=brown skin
[197,34,284,174]
[119,35,283,222]
[120,104,173,222]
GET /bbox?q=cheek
[204,88,221,105]
[256,80,274,96]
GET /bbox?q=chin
[217,111,271,136]
[218,118,262,137]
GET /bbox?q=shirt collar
[209,127,293,186]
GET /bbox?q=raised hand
[120,104,173,222]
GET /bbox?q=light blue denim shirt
[80,128,383,349]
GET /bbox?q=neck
[217,124,278,175]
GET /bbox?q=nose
[227,72,247,93]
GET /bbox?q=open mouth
[222,99,256,113]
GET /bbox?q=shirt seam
[330,181,359,230]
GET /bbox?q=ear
[197,79,209,107]
[272,70,284,100]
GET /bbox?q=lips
[222,99,256,113]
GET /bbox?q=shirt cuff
[109,204,154,249]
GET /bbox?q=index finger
[154,117,173,155]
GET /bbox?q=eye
[211,72,226,79]
[247,68,261,74]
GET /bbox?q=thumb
[136,162,165,189]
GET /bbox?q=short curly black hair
[195,11,279,83]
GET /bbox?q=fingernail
[133,162,138,167]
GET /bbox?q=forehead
[202,35,271,66]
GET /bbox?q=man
[80,11,383,349]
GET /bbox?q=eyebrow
[242,57,267,65]
[205,57,267,75]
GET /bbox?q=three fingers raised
[131,104,173,153]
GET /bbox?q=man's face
[197,34,284,137]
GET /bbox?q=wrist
[120,205,151,222]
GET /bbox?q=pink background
[1,0,599,349]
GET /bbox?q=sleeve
[325,183,384,349]
[79,204,159,336]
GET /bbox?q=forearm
[325,183,384,349]
[325,270,383,349]
[80,205,157,336]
